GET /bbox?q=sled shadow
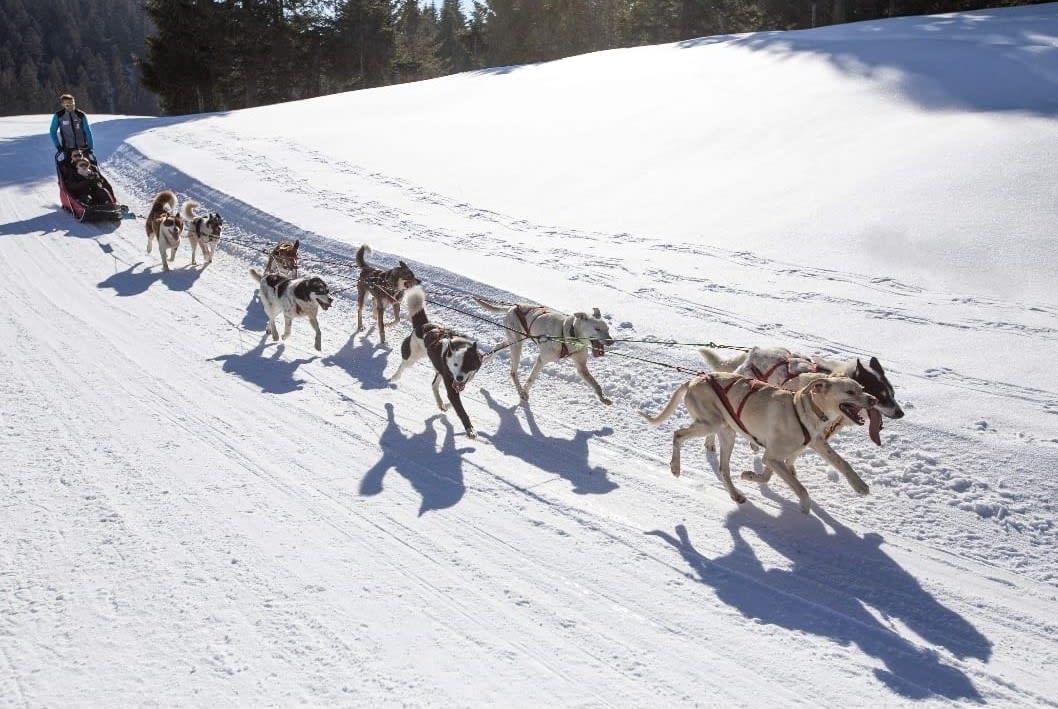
[321,333,392,390]
[359,403,473,516]
[646,500,991,701]
[97,261,203,296]
[481,389,618,495]
[209,340,314,394]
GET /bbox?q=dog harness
[750,356,820,386]
[514,306,576,358]
[702,374,812,447]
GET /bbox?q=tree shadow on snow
[481,389,618,495]
[97,261,203,295]
[359,403,473,516]
[646,498,991,701]
[209,340,314,394]
[321,333,393,390]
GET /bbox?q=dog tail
[473,296,509,314]
[638,380,690,425]
[405,285,429,330]
[250,268,263,284]
[699,347,746,372]
[356,244,372,269]
[180,200,200,221]
[149,189,178,217]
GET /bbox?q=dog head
[849,357,903,445]
[156,213,183,238]
[294,276,332,311]
[203,212,223,237]
[572,307,614,357]
[393,260,422,292]
[443,337,483,392]
[802,376,878,429]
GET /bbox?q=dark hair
[60,93,75,102]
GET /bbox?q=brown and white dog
[265,239,300,278]
[355,244,420,345]
[390,286,483,438]
[640,373,877,514]
[250,268,333,351]
[145,190,183,272]
[473,298,615,405]
[180,200,223,266]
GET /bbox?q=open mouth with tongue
[839,403,865,426]
[452,380,466,392]
[590,339,606,357]
[867,408,883,446]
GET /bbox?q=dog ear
[869,356,883,373]
[399,260,408,269]
[592,307,601,319]
[854,359,866,378]
[293,239,300,248]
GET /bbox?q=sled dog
[355,244,420,345]
[265,239,300,278]
[390,285,483,438]
[700,346,904,445]
[181,201,223,266]
[640,373,877,514]
[473,298,615,405]
[145,190,183,272]
[249,268,332,351]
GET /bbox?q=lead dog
[181,200,223,266]
[640,373,877,514]
[390,286,483,438]
[145,190,183,272]
[355,244,420,345]
[700,346,904,445]
[473,298,615,405]
[249,268,333,351]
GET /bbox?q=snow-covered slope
[2,4,1057,706]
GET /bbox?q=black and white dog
[390,286,483,438]
[700,346,904,445]
[181,200,223,266]
[250,268,333,351]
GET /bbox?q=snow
[2,3,1057,706]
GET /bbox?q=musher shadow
[359,403,473,516]
[646,499,990,702]
[481,389,618,495]
[209,340,314,394]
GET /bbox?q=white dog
[640,373,878,514]
[700,346,904,445]
[473,298,615,405]
[249,268,333,351]
[181,200,223,266]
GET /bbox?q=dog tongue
[868,408,883,446]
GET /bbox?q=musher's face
[61,98,75,110]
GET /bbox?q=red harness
[750,356,819,386]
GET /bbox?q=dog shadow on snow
[321,333,392,390]
[97,261,204,296]
[647,497,991,702]
[210,340,314,394]
[481,389,618,496]
[359,403,473,516]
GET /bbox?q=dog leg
[670,421,712,478]
[715,428,746,504]
[763,455,812,513]
[573,354,612,405]
[809,439,870,496]
[521,356,547,401]
[508,339,525,398]
[355,286,367,333]
[432,373,449,412]
[266,317,279,342]
[190,238,198,265]
[146,232,154,255]
[375,300,387,344]
[385,302,401,326]
[309,314,322,351]
[704,433,716,453]
[445,384,476,439]
[159,242,170,272]
[281,313,293,341]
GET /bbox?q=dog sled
[55,150,130,223]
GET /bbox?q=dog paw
[466,428,476,439]
[854,483,870,496]
[600,396,613,405]
[439,403,449,412]
[740,471,759,481]
[670,462,681,477]
[799,499,812,514]
[732,493,747,504]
